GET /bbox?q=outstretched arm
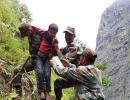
[50,57,102,88]
[50,57,85,83]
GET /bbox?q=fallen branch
[0,57,13,65]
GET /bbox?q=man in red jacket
[36,23,59,100]
[11,23,44,96]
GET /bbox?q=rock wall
[96,0,130,99]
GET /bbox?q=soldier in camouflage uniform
[11,23,44,96]
[60,26,79,65]
[54,26,80,100]
[50,48,105,100]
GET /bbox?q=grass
[50,69,74,100]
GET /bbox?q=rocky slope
[96,0,130,100]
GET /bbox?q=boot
[40,92,45,100]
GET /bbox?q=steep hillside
[96,0,130,99]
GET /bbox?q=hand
[60,58,70,67]
[68,47,77,53]
[50,59,56,66]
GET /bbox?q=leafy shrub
[102,76,112,87]
[95,63,112,87]
[95,62,107,70]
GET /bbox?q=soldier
[50,48,105,100]
[60,26,79,65]
[54,26,80,100]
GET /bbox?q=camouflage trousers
[54,78,79,100]
[54,78,104,100]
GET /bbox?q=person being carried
[36,23,60,100]
[11,23,44,96]
[50,48,105,100]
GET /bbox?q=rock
[96,0,130,99]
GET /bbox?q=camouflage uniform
[52,48,105,100]
[54,42,80,100]
[53,60,104,100]
[54,26,80,100]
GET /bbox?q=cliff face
[96,0,130,100]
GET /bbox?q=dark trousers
[54,78,78,100]
[36,53,51,93]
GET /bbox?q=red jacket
[39,36,58,55]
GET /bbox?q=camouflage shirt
[61,42,80,66]
[52,59,104,100]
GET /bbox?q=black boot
[55,97,61,100]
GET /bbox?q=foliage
[95,62,107,70]
[0,0,31,65]
[94,62,112,87]
[74,37,87,51]
[102,76,112,87]
[0,0,33,98]
[18,3,32,23]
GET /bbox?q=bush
[95,62,107,70]
[102,76,111,87]
[95,63,112,87]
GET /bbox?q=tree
[0,0,31,64]
[74,37,87,51]
[18,3,32,23]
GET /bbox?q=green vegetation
[0,0,31,65]
[95,62,112,87]
[102,76,112,87]
[74,37,87,51]
[95,62,107,70]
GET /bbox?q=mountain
[96,0,130,99]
